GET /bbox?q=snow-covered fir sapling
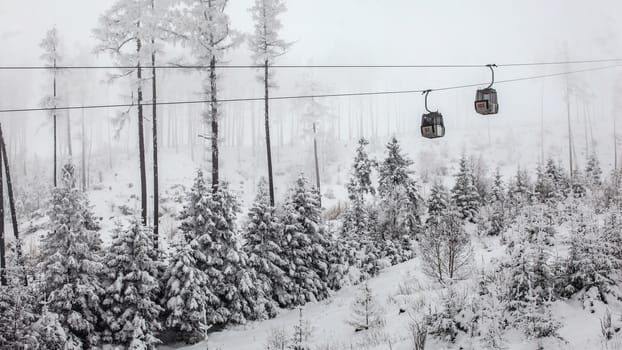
[342,137,380,279]
[38,163,104,348]
[282,174,332,305]
[348,283,384,331]
[377,137,422,262]
[451,154,480,223]
[0,283,38,348]
[101,219,163,349]
[161,239,214,344]
[265,327,289,350]
[291,308,313,350]
[243,177,285,310]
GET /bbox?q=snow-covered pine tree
[534,164,556,203]
[282,174,331,305]
[38,163,104,348]
[451,154,480,223]
[348,138,376,198]
[203,182,269,324]
[516,283,561,340]
[0,284,38,348]
[342,138,380,278]
[244,177,287,309]
[482,170,507,236]
[290,308,312,350]
[101,219,163,348]
[507,167,533,216]
[490,168,506,204]
[31,310,67,349]
[348,283,383,331]
[585,153,602,188]
[564,208,622,298]
[377,137,421,260]
[161,239,213,344]
[426,181,449,224]
[178,169,215,244]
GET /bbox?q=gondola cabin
[475,88,499,115]
[421,112,445,139]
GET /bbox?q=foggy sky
[1,0,621,165]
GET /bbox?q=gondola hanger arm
[486,64,497,89]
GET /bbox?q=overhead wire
[0,63,619,114]
[0,58,622,70]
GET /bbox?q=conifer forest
[2,0,622,349]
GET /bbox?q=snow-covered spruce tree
[101,219,163,348]
[505,229,556,319]
[564,209,622,298]
[426,285,468,343]
[178,169,268,324]
[421,207,473,283]
[516,284,561,340]
[376,137,421,262]
[480,169,507,236]
[426,181,450,224]
[290,308,312,350]
[0,284,38,348]
[38,163,104,348]
[31,310,67,349]
[189,181,268,324]
[507,167,533,217]
[282,174,331,305]
[161,239,213,344]
[451,154,480,223]
[348,283,383,331]
[243,177,287,310]
[248,0,291,206]
[535,158,569,203]
[178,169,215,244]
[343,137,376,237]
[347,137,376,198]
[585,152,602,189]
[342,138,380,279]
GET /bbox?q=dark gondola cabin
[421,112,445,139]
[474,88,499,115]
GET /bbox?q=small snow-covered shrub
[265,327,288,350]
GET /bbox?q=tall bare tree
[95,0,160,225]
[40,27,62,187]
[170,0,239,192]
[249,0,291,206]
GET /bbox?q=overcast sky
[1,0,621,163]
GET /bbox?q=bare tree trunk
[66,111,73,158]
[566,78,573,179]
[137,35,148,226]
[151,18,160,248]
[313,122,321,207]
[0,123,22,284]
[210,54,219,192]
[264,60,275,206]
[53,58,57,187]
[0,143,5,286]
[81,108,86,191]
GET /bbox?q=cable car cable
[1,58,622,70]
[0,63,619,114]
